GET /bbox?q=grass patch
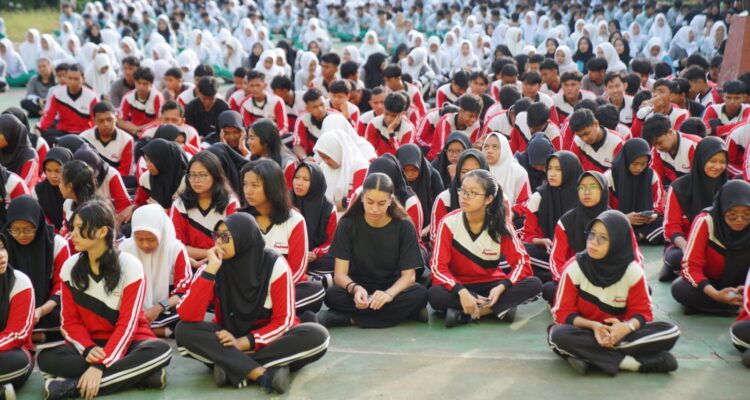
[3,8,58,43]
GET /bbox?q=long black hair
[240,159,292,225]
[364,52,388,88]
[462,169,510,242]
[342,173,408,221]
[180,151,232,213]
[249,118,284,167]
[70,200,121,294]
[62,160,98,207]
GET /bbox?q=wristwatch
[159,299,170,311]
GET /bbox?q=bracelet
[345,282,356,294]
[627,321,637,332]
[384,291,394,301]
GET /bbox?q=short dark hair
[233,66,248,78]
[329,80,350,95]
[569,109,597,132]
[382,65,402,78]
[55,62,70,73]
[384,92,408,113]
[672,78,690,95]
[340,61,359,79]
[246,70,265,82]
[738,72,750,95]
[679,117,707,137]
[604,71,624,86]
[574,99,598,113]
[529,54,545,64]
[686,53,710,70]
[122,56,140,68]
[653,78,676,93]
[67,63,84,77]
[93,101,116,116]
[133,67,154,83]
[492,57,516,75]
[320,52,341,66]
[302,88,323,103]
[452,70,470,89]
[161,100,184,116]
[586,57,608,72]
[501,63,519,77]
[523,70,542,85]
[684,66,707,83]
[641,114,672,145]
[499,85,521,110]
[194,64,215,78]
[371,86,385,96]
[511,98,532,114]
[632,91,652,113]
[456,94,482,115]
[723,80,747,95]
[164,67,182,79]
[539,59,559,73]
[623,73,641,96]
[654,62,672,80]
[595,104,619,130]
[527,102,550,128]
[710,55,723,69]
[197,76,218,97]
[561,70,583,83]
[629,59,652,75]
[270,75,292,91]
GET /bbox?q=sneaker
[141,368,167,389]
[212,365,228,387]
[565,357,590,375]
[637,351,678,373]
[1,383,15,400]
[257,365,290,394]
[658,264,677,282]
[742,350,750,368]
[499,307,517,323]
[298,310,318,324]
[409,307,429,323]
[317,310,351,328]
[444,308,471,328]
[43,378,78,400]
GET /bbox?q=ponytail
[70,200,121,294]
[464,169,510,242]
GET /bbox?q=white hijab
[119,204,187,309]
[593,20,610,48]
[344,45,363,65]
[302,18,328,49]
[151,59,171,91]
[359,31,386,60]
[297,51,320,84]
[78,42,98,71]
[570,19,587,50]
[321,113,376,160]
[642,37,666,64]
[177,49,199,82]
[483,132,528,206]
[505,27,525,56]
[556,45,577,74]
[441,32,460,60]
[670,26,698,56]
[119,36,142,62]
[40,33,69,64]
[454,39,479,71]
[86,52,116,97]
[19,29,41,71]
[237,18,257,52]
[313,128,371,203]
[648,14,672,50]
[401,47,430,80]
[151,42,176,66]
[627,22,646,55]
[254,49,284,84]
[427,36,444,68]
[224,37,246,71]
[521,11,538,44]
[703,21,726,58]
[491,22,509,49]
[597,42,626,73]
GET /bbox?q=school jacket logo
[482,249,498,257]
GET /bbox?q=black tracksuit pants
[325,283,428,328]
[428,277,542,316]
[0,347,33,388]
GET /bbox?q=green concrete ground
[0,87,747,399]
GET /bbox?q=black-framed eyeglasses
[458,188,487,200]
[585,230,609,245]
[212,231,232,243]
[8,228,37,237]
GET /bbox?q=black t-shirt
[184,97,231,137]
[330,214,424,290]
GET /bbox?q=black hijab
[448,149,489,212]
[432,131,472,188]
[4,196,55,306]
[397,144,442,225]
[576,210,635,288]
[56,134,90,155]
[0,114,36,176]
[291,162,333,250]
[611,138,653,213]
[74,147,108,187]
[206,142,248,198]
[364,52,388,89]
[154,123,187,142]
[515,133,555,193]
[536,151,583,238]
[0,235,15,330]
[36,148,73,230]
[141,138,187,209]
[214,213,278,337]
[2,108,30,131]
[573,37,595,71]
[367,154,413,206]
[561,171,610,252]
[671,136,727,221]
[709,180,750,287]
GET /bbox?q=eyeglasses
[8,228,37,237]
[585,230,609,245]
[212,231,232,243]
[725,211,750,222]
[446,149,463,156]
[187,173,210,182]
[458,188,486,200]
[577,184,601,193]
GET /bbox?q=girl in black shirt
[320,173,428,329]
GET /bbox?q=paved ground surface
[1,87,747,399]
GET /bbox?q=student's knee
[663,246,683,269]
[548,324,578,349]
[175,321,215,345]
[297,322,331,348]
[0,350,29,373]
[427,285,452,311]
[517,276,543,297]
[541,281,558,304]
[670,277,695,304]
[324,285,349,306]
[731,321,750,350]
